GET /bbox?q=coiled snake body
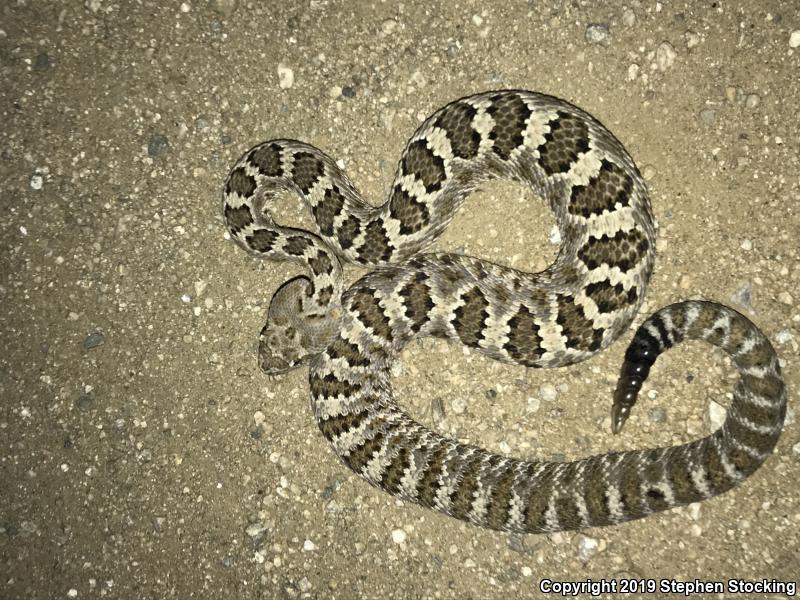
[222,91,785,533]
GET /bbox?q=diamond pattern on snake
[222,90,786,533]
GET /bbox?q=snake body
[222,91,785,532]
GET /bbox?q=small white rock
[391,528,407,544]
[778,291,793,306]
[688,502,702,520]
[622,8,635,27]
[789,30,800,48]
[303,539,316,551]
[30,173,44,190]
[656,41,676,70]
[539,384,558,402]
[67,590,78,599]
[740,239,752,251]
[451,397,466,414]
[471,14,483,26]
[253,411,265,426]
[708,400,727,430]
[585,23,610,45]
[277,63,294,89]
[577,535,599,561]
[548,225,561,245]
[521,565,533,577]
[685,30,701,48]
[381,19,397,34]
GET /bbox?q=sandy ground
[2,1,799,598]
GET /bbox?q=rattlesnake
[222,90,786,533]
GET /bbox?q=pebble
[687,502,702,521]
[67,590,78,598]
[83,331,105,350]
[148,134,169,157]
[648,407,667,424]
[790,30,800,48]
[792,441,800,457]
[30,173,44,190]
[621,9,635,27]
[775,330,794,345]
[277,63,294,89]
[34,53,50,71]
[212,0,237,17]
[685,30,701,49]
[745,94,760,109]
[527,397,541,414]
[656,41,676,70]
[303,539,316,551]
[585,23,610,46]
[431,398,445,422]
[451,397,466,414]
[778,291,793,306]
[548,225,561,245]
[577,535,600,561]
[391,528,407,544]
[75,392,95,411]
[699,109,716,125]
[740,239,752,251]
[731,283,753,312]
[708,400,727,430]
[381,19,397,35]
[539,384,557,402]
[627,63,639,81]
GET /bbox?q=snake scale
[222,90,786,533]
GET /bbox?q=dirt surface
[2,1,799,598]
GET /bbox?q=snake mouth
[258,352,295,376]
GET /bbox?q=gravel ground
[2,1,799,598]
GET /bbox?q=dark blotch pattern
[284,235,312,256]
[225,166,256,197]
[537,111,591,175]
[504,305,544,366]
[318,407,370,442]
[452,288,490,348]
[577,228,650,273]
[388,185,431,235]
[487,92,532,160]
[485,464,516,530]
[224,204,253,234]
[556,294,603,352]
[401,140,446,193]
[449,456,482,520]
[417,444,449,508]
[308,252,333,276]
[326,335,371,368]
[349,287,393,341]
[434,101,480,159]
[357,219,394,264]
[381,444,412,495]
[309,372,361,400]
[250,143,283,177]
[584,280,638,314]
[245,228,279,253]
[399,272,434,333]
[313,186,346,237]
[337,214,361,250]
[569,159,634,218]
[292,152,325,194]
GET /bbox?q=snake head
[257,276,341,376]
